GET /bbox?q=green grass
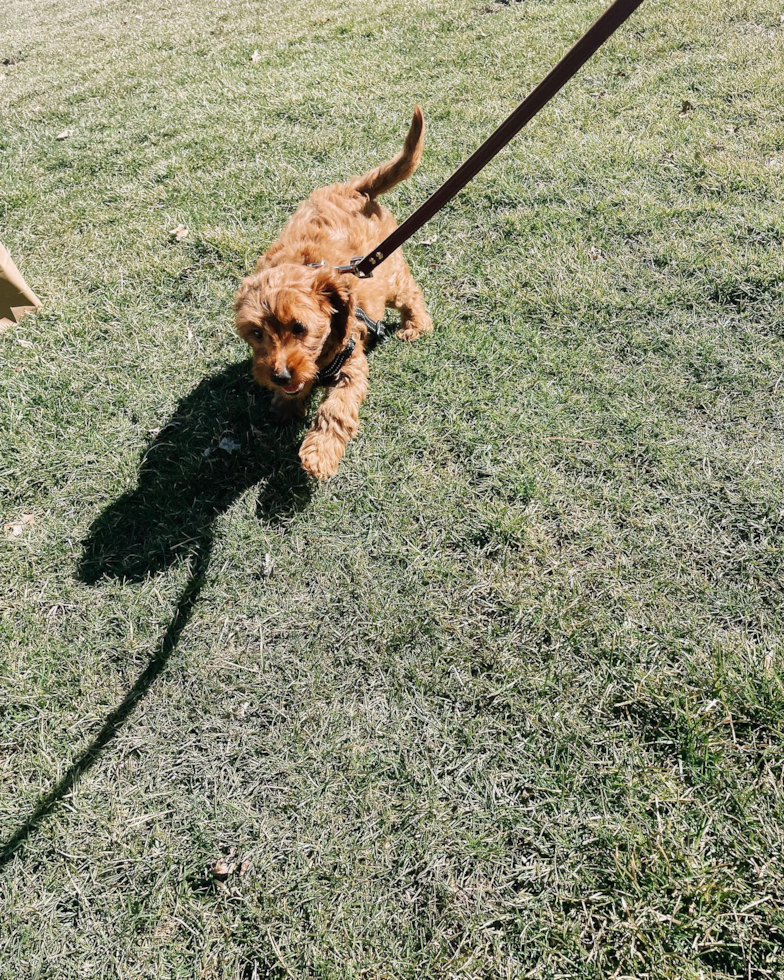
[2,0,784,976]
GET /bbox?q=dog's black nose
[271,368,292,386]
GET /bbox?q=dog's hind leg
[299,348,369,480]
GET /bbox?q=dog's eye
[291,322,306,336]
[250,329,264,341]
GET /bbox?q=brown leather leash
[340,0,646,279]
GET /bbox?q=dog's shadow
[1,360,310,867]
[78,359,311,584]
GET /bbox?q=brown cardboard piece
[0,243,41,331]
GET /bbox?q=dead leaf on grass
[213,849,238,880]
[4,514,35,538]
[169,223,189,242]
[211,847,251,892]
[153,917,178,938]
[251,49,261,62]
[679,100,694,115]
[56,129,73,140]
[225,701,251,721]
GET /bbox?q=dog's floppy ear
[312,269,354,346]
[233,274,266,333]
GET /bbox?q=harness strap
[354,306,387,343]
[315,336,356,386]
[313,307,387,386]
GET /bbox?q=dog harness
[306,260,388,385]
[314,308,387,387]
[355,306,388,344]
[315,336,356,386]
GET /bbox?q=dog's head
[234,264,354,396]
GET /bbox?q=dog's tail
[350,107,425,199]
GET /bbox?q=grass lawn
[2,0,784,975]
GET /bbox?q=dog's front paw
[299,433,343,481]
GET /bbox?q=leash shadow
[0,360,310,867]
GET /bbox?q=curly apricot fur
[234,108,432,480]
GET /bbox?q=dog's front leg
[299,348,368,480]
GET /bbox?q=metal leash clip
[335,256,374,278]
[307,257,373,278]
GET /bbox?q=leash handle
[351,0,646,278]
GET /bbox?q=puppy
[234,107,432,480]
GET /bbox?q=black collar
[315,336,356,386]
[314,307,388,386]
